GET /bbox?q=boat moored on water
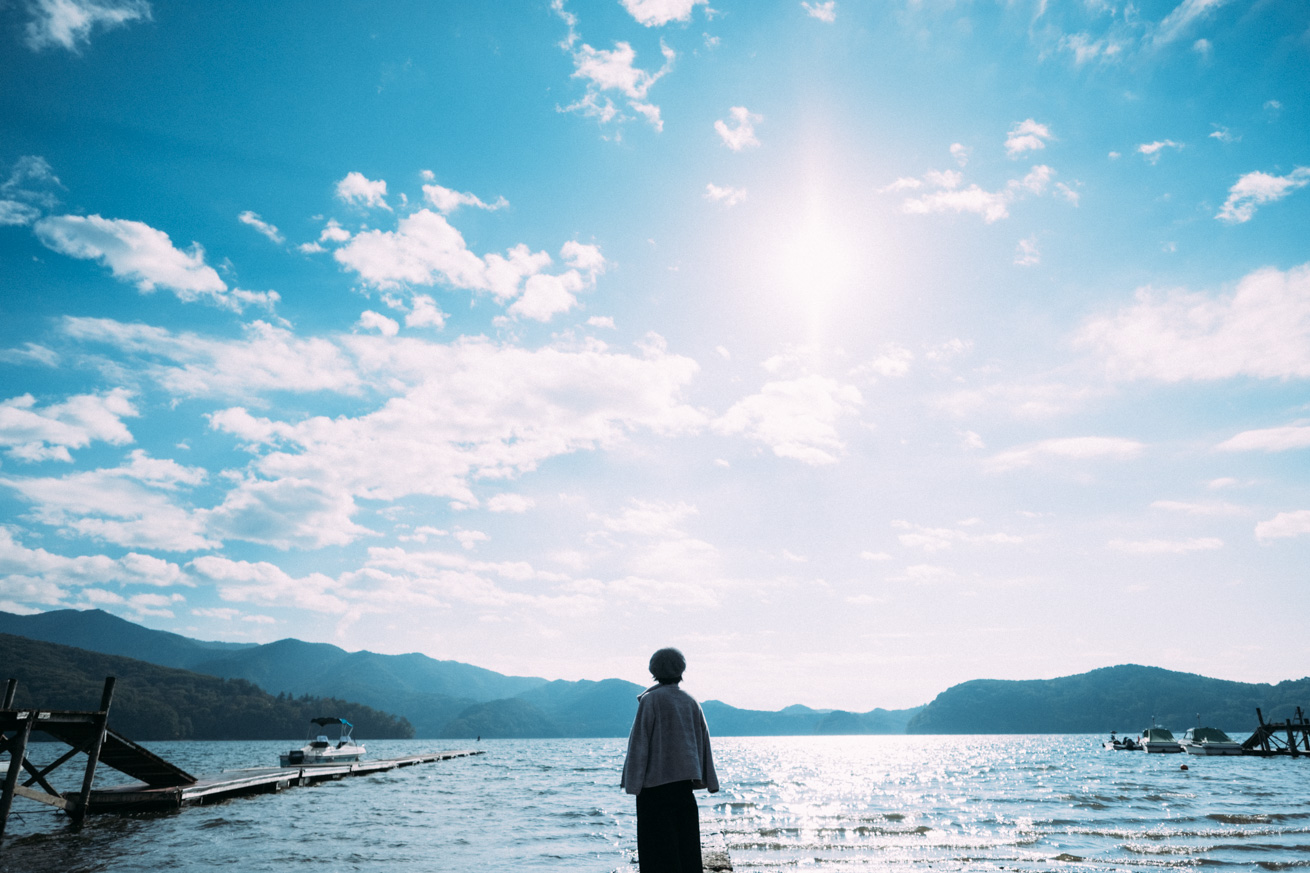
[1102,731,1141,750]
[1180,726,1243,755]
[280,717,366,766]
[1141,725,1183,753]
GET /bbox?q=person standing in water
[622,647,719,872]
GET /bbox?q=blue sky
[1,0,1308,710]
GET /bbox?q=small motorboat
[1180,726,1243,756]
[1141,724,1183,753]
[1103,731,1141,750]
[280,717,366,766]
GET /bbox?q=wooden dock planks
[85,750,485,813]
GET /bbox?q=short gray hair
[649,647,686,683]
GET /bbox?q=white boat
[280,717,366,766]
[1180,726,1243,756]
[1141,725,1183,753]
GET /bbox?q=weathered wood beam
[0,711,35,842]
[1,679,15,710]
[72,677,115,827]
[13,784,70,811]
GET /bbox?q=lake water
[2,735,1308,872]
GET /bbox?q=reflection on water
[3,735,1308,872]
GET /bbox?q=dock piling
[72,677,115,827]
[0,703,35,843]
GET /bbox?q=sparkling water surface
[2,735,1307,872]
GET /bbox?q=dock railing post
[0,709,36,843]
[2,679,15,710]
[72,677,116,828]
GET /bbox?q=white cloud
[1005,119,1052,158]
[620,0,706,26]
[1015,236,1040,267]
[33,214,249,309]
[802,1,836,23]
[851,346,913,379]
[1137,139,1183,164]
[0,201,41,226]
[191,556,351,614]
[987,436,1145,471]
[24,0,150,52]
[859,551,891,561]
[715,107,763,152]
[0,388,136,462]
[405,294,446,329]
[207,335,705,513]
[1060,32,1123,65]
[587,316,615,329]
[1107,537,1223,554]
[238,210,284,244]
[358,310,400,337]
[2,450,215,551]
[1217,423,1310,452]
[950,143,970,167]
[1255,510,1310,542]
[1215,167,1310,224]
[1055,182,1080,205]
[713,375,863,465]
[487,493,534,513]
[335,171,390,210]
[422,181,508,214]
[1077,263,1310,381]
[565,40,675,131]
[1151,499,1246,516]
[63,317,362,398]
[1209,125,1236,143]
[705,183,747,207]
[900,165,1053,224]
[203,477,371,550]
[1153,0,1233,47]
[0,528,186,612]
[334,210,603,320]
[893,520,1023,552]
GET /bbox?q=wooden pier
[1241,706,1310,757]
[1,676,481,840]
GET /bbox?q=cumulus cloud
[1215,167,1310,224]
[1,155,63,224]
[1015,236,1040,266]
[1077,263,1310,381]
[0,528,186,613]
[1,450,215,551]
[0,388,136,462]
[950,143,970,167]
[191,556,351,614]
[33,214,253,309]
[715,106,763,151]
[713,375,863,465]
[1106,537,1224,554]
[563,40,675,131]
[620,0,706,26]
[986,436,1145,471]
[705,183,747,206]
[24,0,150,52]
[1005,119,1052,158]
[238,210,284,244]
[335,171,390,210]
[1217,423,1310,453]
[1138,139,1183,164]
[358,310,399,337]
[421,176,508,214]
[206,334,705,514]
[802,2,836,22]
[900,165,1053,223]
[893,520,1023,552]
[64,317,362,398]
[1255,510,1310,542]
[334,211,604,321]
[203,476,372,550]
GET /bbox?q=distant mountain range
[0,609,921,738]
[7,609,1303,739]
[0,633,413,741]
[906,665,1310,735]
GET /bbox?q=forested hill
[0,633,413,741]
[906,664,1310,734]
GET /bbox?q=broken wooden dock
[1,676,481,840]
[1241,706,1310,757]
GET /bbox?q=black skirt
[636,780,702,872]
